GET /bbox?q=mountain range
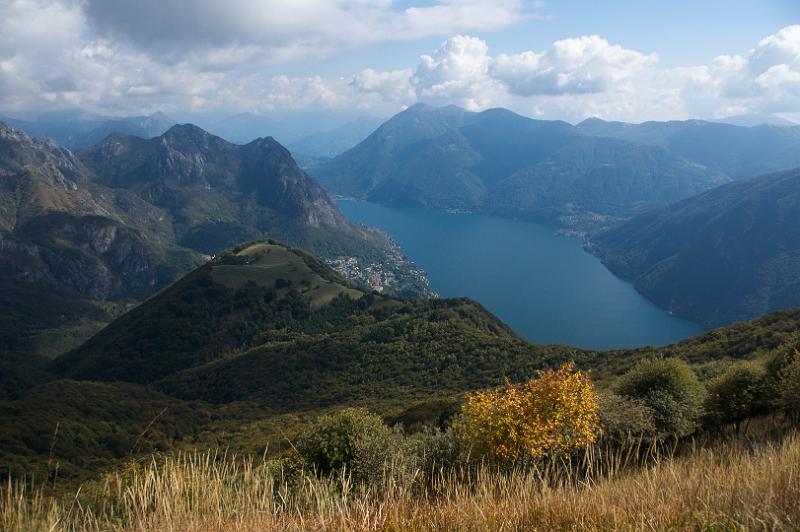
[576,117,800,180]
[0,121,430,358]
[284,116,383,158]
[312,104,800,326]
[705,113,798,128]
[0,110,176,150]
[79,123,387,258]
[207,112,383,158]
[314,105,800,230]
[312,104,743,228]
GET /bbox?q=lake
[337,200,704,350]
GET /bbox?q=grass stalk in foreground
[2,432,799,531]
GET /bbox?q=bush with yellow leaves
[461,363,600,462]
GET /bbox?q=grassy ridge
[209,242,363,308]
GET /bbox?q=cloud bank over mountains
[0,0,798,123]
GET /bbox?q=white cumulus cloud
[351,26,800,122]
[491,35,658,96]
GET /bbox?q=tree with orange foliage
[461,363,600,462]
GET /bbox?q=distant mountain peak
[578,117,613,126]
[245,135,280,147]
[314,105,727,221]
[163,122,211,138]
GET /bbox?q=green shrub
[765,332,800,377]
[406,426,466,473]
[693,359,736,382]
[262,453,307,487]
[704,362,769,432]
[597,392,656,442]
[776,354,800,424]
[296,408,398,484]
[615,358,705,437]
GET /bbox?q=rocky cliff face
[0,121,430,304]
[79,124,394,261]
[0,122,196,301]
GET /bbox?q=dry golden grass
[3,432,799,531]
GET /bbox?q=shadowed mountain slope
[591,167,800,327]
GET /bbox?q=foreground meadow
[3,428,799,531]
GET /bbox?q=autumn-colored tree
[461,363,600,462]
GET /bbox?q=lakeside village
[327,246,433,298]
[201,242,433,298]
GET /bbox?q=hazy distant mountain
[486,136,728,221]
[315,104,727,226]
[285,116,383,157]
[312,104,471,198]
[0,110,175,150]
[707,113,798,127]
[591,167,800,327]
[206,113,286,144]
[577,117,800,179]
[75,112,176,148]
[292,153,332,170]
[207,111,383,150]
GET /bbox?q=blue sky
[1,0,798,123]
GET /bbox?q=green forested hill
[56,241,800,407]
[0,379,251,481]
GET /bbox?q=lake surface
[337,200,704,350]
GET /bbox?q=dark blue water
[338,200,704,350]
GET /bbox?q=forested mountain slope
[591,167,800,327]
[314,105,728,227]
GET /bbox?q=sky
[1,0,799,124]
